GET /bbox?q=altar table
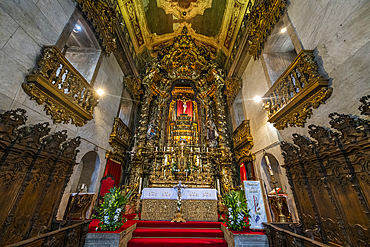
[140,188,218,221]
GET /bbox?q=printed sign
[243,181,267,230]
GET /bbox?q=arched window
[62,18,102,84]
[118,89,133,126]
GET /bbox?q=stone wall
[280,0,370,140]
[0,0,126,219]
[235,0,370,222]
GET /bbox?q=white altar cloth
[141,188,218,200]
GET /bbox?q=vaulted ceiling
[117,0,253,65]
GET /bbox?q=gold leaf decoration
[23,46,99,127]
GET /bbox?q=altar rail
[279,96,370,246]
[5,221,90,247]
[262,50,332,130]
[263,223,329,247]
[0,109,85,246]
[23,46,99,127]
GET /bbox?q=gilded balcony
[262,50,332,130]
[232,120,254,162]
[23,46,99,127]
[107,118,132,163]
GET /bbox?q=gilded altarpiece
[125,28,237,220]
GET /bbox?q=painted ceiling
[117,0,252,61]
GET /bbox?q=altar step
[127,221,227,247]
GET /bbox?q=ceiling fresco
[117,0,251,63]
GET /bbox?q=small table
[140,188,218,221]
[64,193,95,220]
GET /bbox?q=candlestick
[265,155,274,176]
[216,179,221,194]
[156,146,158,151]
[138,177,142,193]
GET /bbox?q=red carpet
[88,214,265,246]
[128,220,227,247]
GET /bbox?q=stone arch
[77,151,100,192]
[261,153,283,193]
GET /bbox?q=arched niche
[244,161,255,181]
[261,153,283,193]
[76,151,100,193]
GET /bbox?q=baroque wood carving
[263,50,332,130]
[107,117,133,163]
[232,120,254,163]
[279,96,370,246]
[247,0,287,60]
[23,46,100,127]
[0,108,87,246]
[76,0,117,55]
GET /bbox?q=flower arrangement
[223,190,251,231]
[92,187,133,231]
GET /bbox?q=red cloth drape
[240,163,247,182]
[177,100,193,120]
[103,159,122,188]
[100,176,115,197]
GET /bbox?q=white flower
[115,208,122,214]
[228,208,232,212]
[237,202,241,207]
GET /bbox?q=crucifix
[182,100,187,114]
[171,180,187,223]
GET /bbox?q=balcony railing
[107,118,133,163]
[232,120,254,162]
[23,46,99,127]
[262,50,332,130]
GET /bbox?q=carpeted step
[132,228,224,238]
[136,221,222,229]
[127,238,228,247]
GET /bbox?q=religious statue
[146,120,157,139]
[206,119,218,147]
[183,101,187,114]
[129,129,138,160]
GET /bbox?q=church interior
[0,0,369,246]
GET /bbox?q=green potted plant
[223,190,251,231]
[92,187,133,231]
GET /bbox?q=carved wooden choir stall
[0,109,90,246]
[264,95,370,246]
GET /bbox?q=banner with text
[243,181,267,229]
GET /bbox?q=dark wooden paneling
[277,99,370,246]
[0,109,86,246]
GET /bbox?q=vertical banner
[243,181,267,229]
